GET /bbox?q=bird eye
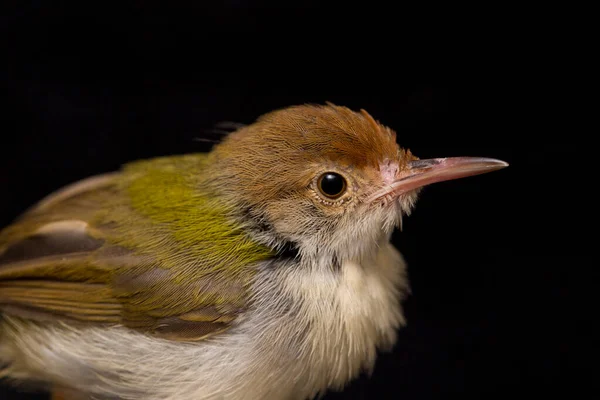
[317,172,347,199]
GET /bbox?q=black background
[0,2,591,399]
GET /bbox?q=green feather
[0,153,274,335]
[87,154,274,315]
[120,154,273,275]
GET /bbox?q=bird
[0,103,507,400]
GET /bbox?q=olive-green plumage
[0,153,273,340]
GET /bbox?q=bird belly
[0,242,409,400]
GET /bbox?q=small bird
[0,103,507,400]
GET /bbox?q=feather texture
[0,155,273,340]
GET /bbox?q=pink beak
[367,157,508,202]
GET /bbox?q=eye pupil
[318,172,347,198]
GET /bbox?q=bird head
[208,103,507,261]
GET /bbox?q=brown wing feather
[0,172,249,341]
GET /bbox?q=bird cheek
[263,201,309,237]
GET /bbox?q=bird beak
[367,157,508,202]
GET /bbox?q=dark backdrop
[0,2,590,399]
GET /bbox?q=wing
[0,156,273,341]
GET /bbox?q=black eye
[317,172,347,199]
